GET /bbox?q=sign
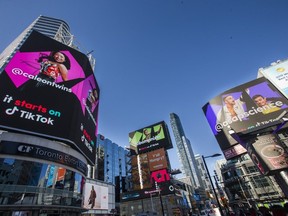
[0,141,87,175]
[203,77,288,151]
[129,121,172,154]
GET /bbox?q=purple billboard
[0,30,99,164]
[203,77,288,151]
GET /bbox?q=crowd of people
[226,204,288,216]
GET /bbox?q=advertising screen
[247,133,288,175]
[129,121,172,154]
[259,60,288,98]
[147,148,168,172]
[83,183,108,210]
[203,77,288,151]
[0,30,99,164]
[121,180,176,201]
[223,144,247,160]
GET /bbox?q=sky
[1,0,288,173]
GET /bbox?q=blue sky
[1,0,288,172]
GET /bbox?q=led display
[129,121,172,154]
[203,77,288,151]
[0,30,99,164]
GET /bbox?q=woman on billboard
[20,51,71,90]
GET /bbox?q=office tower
[195,154,213,191]
[0,16,100,214]
[90,134,130,203]
[170,113,202,189]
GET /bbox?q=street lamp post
[155,181,165,216]
[202,154,225,216]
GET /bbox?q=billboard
[258,60,288,98]
[247,133,288,175]
[202,77,288,151]
[121,180,176,201]
[0,30,99,164]
[147,148,168,171]
[83,182,108,210]
[0,141,87,175]
[129,121,172,154]
[223,144,247,160]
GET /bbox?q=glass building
[87,134,130,208]
[170,113,203,190]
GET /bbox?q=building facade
[220,154,284,212]
[0,15,99,215]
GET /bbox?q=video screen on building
[223,144,247,160]
[147,148,168,172]
[247,133,288,175]
[202,77,288,151]
[129,121,172,154]
[258,60,288,99]
[121,180,176,201]
[0,30,99,164]
[83,183,108,210]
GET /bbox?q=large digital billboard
[121,180,176,202]
[258,60,288,99]
[129,121,172,154]
[246,133,288,175]
[147,148,168,172]
[0,30,99,164]
[203,77,288,151]
[83,183,108,210]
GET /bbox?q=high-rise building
[86,134,130,213]
[195,154,213,192]
[170,113,203,190]
[0,15,101,215]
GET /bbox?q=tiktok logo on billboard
[80,123,94,152]
[3,94,61,125]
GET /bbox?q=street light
[202,154,225,216]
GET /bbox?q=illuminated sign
[203,77,288,151]
[129,121,172,154]
[223,144,247,160]
[259,60,288,99]
[147,148,168,171]
[0,30,99,164]
[247,133,288,175]
[0,141,87,175]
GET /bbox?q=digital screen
[259,60,288,98]
[83,183,108,210]
[0,30,99,164]
[129,121,172,154]
[147,148,168,172]
[203,77,288,151]
[223,144,247,160]
[247,133,288,175]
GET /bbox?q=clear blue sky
[1,0,288,172]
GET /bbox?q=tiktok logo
[6,106,19,115]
